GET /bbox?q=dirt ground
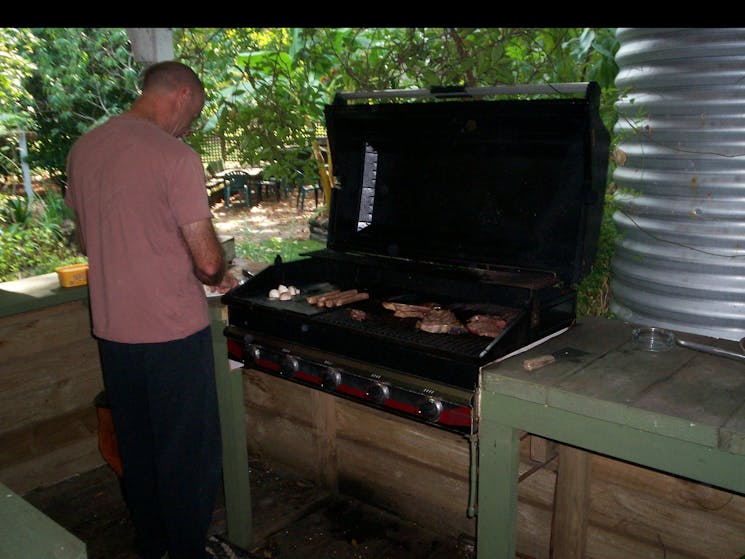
[210,190,322,244]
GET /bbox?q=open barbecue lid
[323,82,610,286]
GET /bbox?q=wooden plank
[0,300,92,363]
[550,445,591,559]
[492,327,745,451]
[514,448,557,558]
[516,444,557,510]
[529,435,558,464]
[545,346,725,449]
[586,524,697,559]
[335,398,469,475]
[244,406,321,479]
[0,405,102,493]
[243,372,325,480]
[0,300,99,418]
[244,369,478,539]
[0,295,103,492]
[534,321,745,451]
[554,339,690,404]
[515,500,552,559]
[244,370,318,424]
[310,389,338,490]
[0,338,102,433]
[335,394,473,538]
[633,356,745,429]
[587,469,745,559]
[482,318,633,404]
[0,406,98,469]
[1,436,102,495]
[591,454,745,525]
[337,436,475,539]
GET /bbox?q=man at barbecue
[65,60,237,559]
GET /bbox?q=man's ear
[175,85,191,107]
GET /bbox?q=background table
[476,317,745,559]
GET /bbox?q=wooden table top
[481,317,745,456]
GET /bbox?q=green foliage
[0,225,84,282]
[35,188,74,224]
[0,27,621,316]
[179,28,327,181]
[1,195,30,225]
[22,28,140,185]
[236,236,324,264]
[577,192,619,317]
[0,28,38,178]
[0,28,37,134]
[1,27,621,186]
[0,190,84,282]
[178,28,620,186]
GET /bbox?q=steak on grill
[466,314,509,338]
[382,301,439,318]
[416,308,467,335]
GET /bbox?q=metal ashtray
[632,327,674,352]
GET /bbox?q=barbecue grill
[222,82,610,434]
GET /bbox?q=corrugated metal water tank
[611,28,745,341]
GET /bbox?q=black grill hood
[323,82,610,286]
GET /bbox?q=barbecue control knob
[280,355,301,377]
[418,397,443,422]
[321,368,342,391]
[366,382,390,404]
[247,345,262,363]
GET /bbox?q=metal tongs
[676,336,745,364]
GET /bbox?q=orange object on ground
[94,391,123,478]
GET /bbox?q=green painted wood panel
[0,273,88,319]
[210,300,252,550]
[0,482,87,559]
[480,394,745,494]
[477,317,745,559]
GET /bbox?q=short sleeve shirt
[65,114,212,343]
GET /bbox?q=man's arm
[180,218,238,291]
[72,214,86,256]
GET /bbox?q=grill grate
[313,303,511,359]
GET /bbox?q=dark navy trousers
[98,326,222,559]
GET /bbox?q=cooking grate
[313,303,518,359]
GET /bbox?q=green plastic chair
[223,170,251,208]
[297,183,322,210]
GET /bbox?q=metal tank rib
[611,28,745,340]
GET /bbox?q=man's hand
[206,272,240,295]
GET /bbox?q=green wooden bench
[477,317,745,559]
[0,481,87,558]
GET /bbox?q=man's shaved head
[142,61,204,95]
[129,61,205,138]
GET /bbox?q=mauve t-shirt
[65,114,212,343]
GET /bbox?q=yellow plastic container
[55,263,89,287]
